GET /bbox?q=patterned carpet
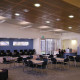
[0,63,80,80]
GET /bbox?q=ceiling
[63,0,80,8]
[0,0,80,33]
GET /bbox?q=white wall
[56,39,62,49]
[0,22,61,39]
[62,39,78,50]
[0,22,61,54]
[61,32,80,40]
[61,32,80,51]
[61,32,80,46]
[33,38,41,54]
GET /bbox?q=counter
[63,52,77,58]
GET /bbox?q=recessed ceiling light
[53,29,64,31]
[23,25,32,28]
[39,26,50,29]
[56,18,60,21]
[0,16,6,20]
[20,25,32,29]
[68,26,72,29]
[46,21,50,23]
[68,15,74,18]
[23,9,29,12]
[19,21,30,25]
[34,3,41,7]
[15,13,20,16]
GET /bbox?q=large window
[0,41,9,46]
[41,39,60,54]
[13,41,29,46]
[41,40,46,54]
[46,39,55,54]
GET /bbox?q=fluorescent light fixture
[0,16,6,20]
[40,29,54,32]
[46,21,50,23]
[68,26,72,29]
[39,26,50,29]
[68,15,74,18]
[15,13,20,16]
[19,21,30,25]
[53,29,64,31]
[23,9,29,12]
[34,3,41,7]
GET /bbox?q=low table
[0,69,8,80]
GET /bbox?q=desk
[43,55,49,58]
[0,57,3,63]
[30,59,44,64]
[21,55,28,58]
[55,58,65,69]
[64,53,76,58]
[6,57,18,61]
[5,57,18,67]
[56,58,64,62]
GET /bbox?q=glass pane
[0,41,9,46]
[41,40,45,54]
[13,41,29,46]
[41,39,61,55]
[46,39,56,55]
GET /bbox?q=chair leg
[23,66,25,72]
[68,62,70,69]
[74,61,76,67]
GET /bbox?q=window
[13,41,29,46]
[41,39,60,54]
[41,40,46,54]
[0,41,9,46]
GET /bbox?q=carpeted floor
[0,63,80,80]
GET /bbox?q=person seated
[61,49,64,57]
[57,49,62,57]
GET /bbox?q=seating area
[0,53,80,68]
[1,0,80,80]
[0,53,80,80]
[0,49,35,57]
